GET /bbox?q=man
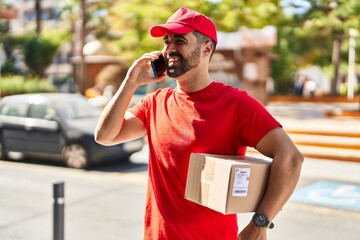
[95,7,303,240]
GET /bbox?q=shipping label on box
[232,168,251,197]
[184,153,271,214]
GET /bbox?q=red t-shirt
[129,81,281,240]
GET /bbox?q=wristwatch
[252,213,274,229]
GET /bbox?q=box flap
[185,153,205,203]
[202,153,272,165]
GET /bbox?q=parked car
[0,93,143,168]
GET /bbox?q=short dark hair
[193,31,217,58]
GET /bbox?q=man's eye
[175,40,185,44]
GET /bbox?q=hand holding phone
[150,54,166,77]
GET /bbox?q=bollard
[53,181,65,240]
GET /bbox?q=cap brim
[150,23,194,37]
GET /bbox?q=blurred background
[0,0,359,104]
[0,1,360,240]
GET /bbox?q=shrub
[0,75,56,96]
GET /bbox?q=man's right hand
[94,51,166,146]
[125,51,167,86]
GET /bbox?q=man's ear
[202,41,213,56]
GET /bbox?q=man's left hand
[237,222,267,240]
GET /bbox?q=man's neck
[176,77,212,93]
[175,68,212,93]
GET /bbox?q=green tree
[279,0,360,94]
[1,29,69,77]
[106,0,281,62]
[88,0,359,95]
[4,0,359,95]
[24,37,53,76]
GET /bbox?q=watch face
[253,213,268,227]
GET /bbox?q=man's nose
[164,42,176,55]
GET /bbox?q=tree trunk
[35,0,41,35]
[331,34,342,96]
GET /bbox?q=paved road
[0,158,148,240]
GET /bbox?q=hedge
[0,75,56,96]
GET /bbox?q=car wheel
[63,143,88,169]
[0,141,8,160]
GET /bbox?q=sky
[280,0,312,15]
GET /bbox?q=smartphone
[150,54,166,77]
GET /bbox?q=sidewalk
[265,101,360,162]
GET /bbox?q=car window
[53,97,101,119]
[0,102,29,117]
[29,104,57,120]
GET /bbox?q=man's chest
[148,99,235,152]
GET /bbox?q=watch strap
[267,221,275,229]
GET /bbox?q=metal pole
[53,181,65,240]
[79,0,87,93]
[347,28,358,100]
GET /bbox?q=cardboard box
[185,153,271,214]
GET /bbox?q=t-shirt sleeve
[236,93,282,148]
[127,94,149,124]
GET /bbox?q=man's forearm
[256,152,303,221]
[237,151,303,239]
[94,80,139,145]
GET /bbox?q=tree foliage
[23,36,59,76]
[4,0,359,94]
[272,0,360,93]
[1,29,70,76]
[284,0,360,65]
[99,0,358,94]
[105,0,282,62]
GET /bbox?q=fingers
[125,51,167,86]
[140,51,163,63]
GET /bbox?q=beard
[166,45,201,78]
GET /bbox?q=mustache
[166,52,183,67]
[167,52,183,58]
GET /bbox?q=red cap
[150,8,217,44]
